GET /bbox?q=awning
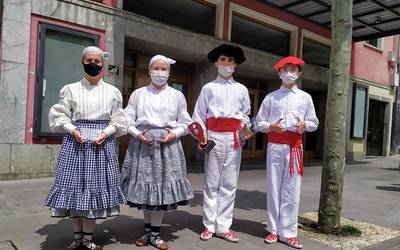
[260,0,400,42]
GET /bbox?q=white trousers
[202,131,242,233]
[266,143,302,238]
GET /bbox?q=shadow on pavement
[35,211,266,249]
[35,189,267,248]
[376,185,400,192]
[381,168,400,171]
[36,215,144,249]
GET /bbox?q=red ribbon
[268,131,304,176]
[207,117,241,149]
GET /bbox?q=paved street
[0,156,400,249]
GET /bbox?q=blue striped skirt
[121,127,193,211]
[45,120,126,219]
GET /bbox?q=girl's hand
[138,130,152,145]
[160,128,177,144]
[72,129,84,144]
[94,132,107,145]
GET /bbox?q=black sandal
[65,231,83,250]
[81,232,103,250]
[150,234,168,250]
[135,231,151,246]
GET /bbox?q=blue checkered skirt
[121,127,193,211]
[45,120,126,219]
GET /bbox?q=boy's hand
[197,139,208,151]
[295,117,306,134]
[270,118,285,134]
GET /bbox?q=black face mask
[83,63,102,77]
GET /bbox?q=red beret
[274,56,305,71]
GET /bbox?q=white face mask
[151,70,169,86]
[280,71,299,84]
[218,65,235,77]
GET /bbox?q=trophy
[188,122,216,153]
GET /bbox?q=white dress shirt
[48,78,127,137]
[255,85,319,133]
[192,76,251,130]
[125,84,192,138]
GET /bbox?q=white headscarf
[82,46,109,60]
[149,55,176,69]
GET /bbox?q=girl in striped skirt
[121,55,194,250]
[45,46,127,250]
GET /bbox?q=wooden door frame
[242,88,266,159]
[168,74,194,159]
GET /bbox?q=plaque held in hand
[188,122,215,153]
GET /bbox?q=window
[235,75,268,157]
[366,39,378,47]
[231,14,290,56]
[302,38,330,68]
[365,38,383,50]
[34,23,99,137]
[351,84,368,139]
[123,0,215,36]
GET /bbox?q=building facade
[348,37,399,160]
[0,0,397,179]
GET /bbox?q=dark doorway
[366,99,386,156]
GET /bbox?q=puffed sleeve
[171,91,192,138]
[48,85,76,134]
[124,90,142,138]
[103,89,127,138]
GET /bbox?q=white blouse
[48,78,127,137]
[192,76,251,130]
[125,84,192,138]
[255,86,319,133]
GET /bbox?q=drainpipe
[391,35,400,156]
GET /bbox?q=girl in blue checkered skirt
[45,46,127,250]
[121,55,193,250]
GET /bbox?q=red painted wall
[25,15,105,144]
[102,0,118,8]
[351,36,398,86]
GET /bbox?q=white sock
[150,211,165,227]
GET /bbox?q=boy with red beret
[255,56,319,249]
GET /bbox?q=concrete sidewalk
[0,156,400,249]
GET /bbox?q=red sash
[268,131,304,176]
[207,117,241,149]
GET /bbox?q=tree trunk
[318,0,353,233]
